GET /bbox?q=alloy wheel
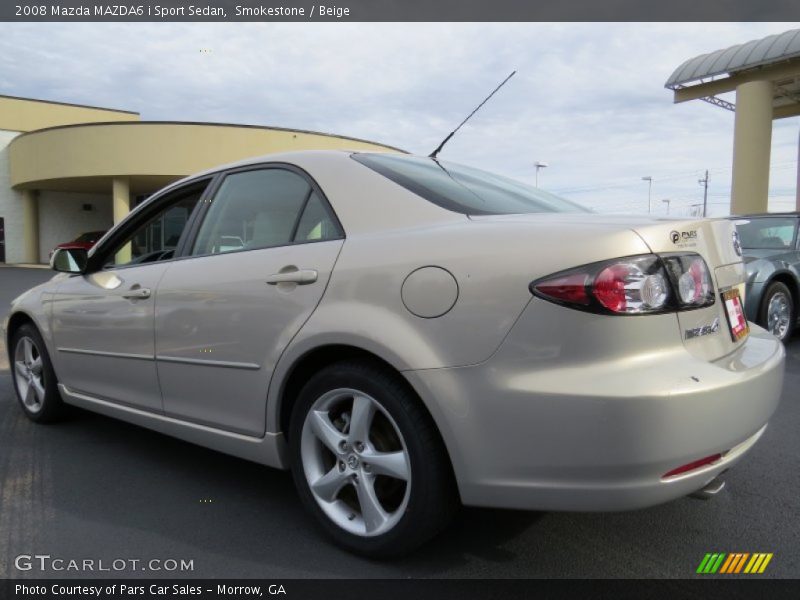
[300,388,411,537]
[767,291,791,339]
[14,336,46,413]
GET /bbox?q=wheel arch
[5,309,62,380]
[272,342,460,497]
[5,310,37,351]
[763,271,799,319]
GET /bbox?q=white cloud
[1,22,799,216]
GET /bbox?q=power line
[555,160,798,197]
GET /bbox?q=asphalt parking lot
[0,266,798,579]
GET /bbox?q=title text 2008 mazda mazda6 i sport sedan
[3,151,785,556]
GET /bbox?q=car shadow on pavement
[402,507,546,566]
[0,395,543,578]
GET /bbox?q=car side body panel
[4,274,63,366]
[51,264,172,412]
[264,219,652,433]
[57,383,288,468]
[154,239,344,436]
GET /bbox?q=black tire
[758,281,795,342]
[288,359,458,558]
[10,323,66,423]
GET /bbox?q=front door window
[102,183,207,268]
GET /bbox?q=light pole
[662,198,671,215]
[642,176,653,213]
[534,161,548,187]
[698,170,709,217]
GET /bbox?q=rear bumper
[405,326,784,512]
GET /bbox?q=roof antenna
[428,70,516,159]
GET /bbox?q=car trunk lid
[471,214,748,361]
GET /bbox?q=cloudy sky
[2,22,799,216]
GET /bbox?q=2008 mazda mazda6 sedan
[3,150,785,556]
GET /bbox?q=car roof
[121,150,463,238]
[156,149,396,195]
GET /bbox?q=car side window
[293,191,339,243]
[737,217,797,250]
[191,168,340,256]
[102,183,206,268]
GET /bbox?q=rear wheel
[759,281,795,342]
[11,324,65,423]
[288,360,457,557]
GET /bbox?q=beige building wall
[0,129,24,264]
[38,191,113,262]
[1,96,401,264]
[0,95,138,132]
[9,122,402,190]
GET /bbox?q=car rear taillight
[662,254,715,308]
[532,273,590,306]
[594,259,670,313]
[530,253,715,315]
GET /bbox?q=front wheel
[759,281,795,342]
[288,360,457,557]
[11,323,66,422]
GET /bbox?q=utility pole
[642,176,653,213]
[698,170,709,217]
[662,199,671,215]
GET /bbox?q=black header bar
[2,0,800,22]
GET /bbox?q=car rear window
[735,217,797,249]
[352,153,590,216]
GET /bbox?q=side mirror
[50,247,88,274]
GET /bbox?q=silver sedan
[3,151,785,556]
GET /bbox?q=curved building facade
[0,95,402,264]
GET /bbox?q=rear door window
[191,167,342,256]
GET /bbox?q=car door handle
[266,269,318,285]
[121,287,151,299]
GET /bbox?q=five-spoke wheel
[289,360,456,557]
[10,323,65,422]
[14,335,46,414]
[301,388,411,537]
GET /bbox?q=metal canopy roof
[666,29,800,89]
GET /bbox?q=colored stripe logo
[696,553,773,574]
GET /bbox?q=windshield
[735,217,797,250]
[352,153,590,216]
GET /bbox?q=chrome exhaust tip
[690,476,726,500]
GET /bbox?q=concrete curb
[0,263,49,269]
